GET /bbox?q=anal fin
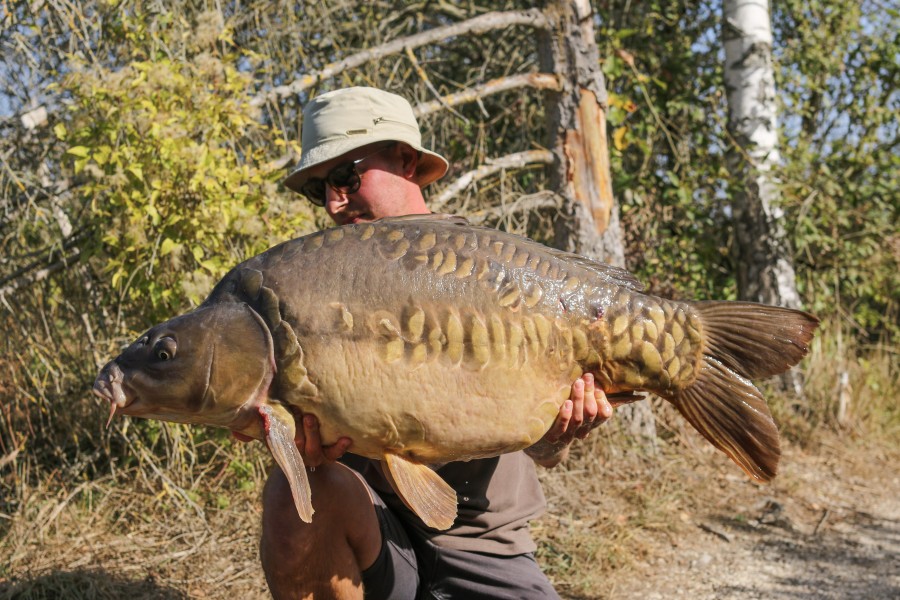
[260,403,314,523]
[383,453,457,530]
[669,357,780,482]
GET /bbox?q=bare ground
[1,430,897,599]
[596,443,900,599]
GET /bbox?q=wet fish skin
[93,214,818,529]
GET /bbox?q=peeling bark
[540,0,656,444]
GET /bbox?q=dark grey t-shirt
[342,451,546,555]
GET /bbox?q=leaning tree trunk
[723,0,806,396]
[539,0,657,445]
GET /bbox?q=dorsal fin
[540,247,644,291]
[373,214,643,290]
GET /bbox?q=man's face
[304,142,426,225]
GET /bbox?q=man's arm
[525,373,613,468]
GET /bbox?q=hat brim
[283,137,448,193]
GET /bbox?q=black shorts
[355,474,560,600]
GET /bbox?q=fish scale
[93,214,818,531]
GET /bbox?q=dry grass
[1,322,896,598]
[1,460,271,599]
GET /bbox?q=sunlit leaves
[57,13,308,321]
[774,0,899,339]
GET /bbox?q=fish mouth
[92,361,132,427]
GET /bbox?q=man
[264,87,612,599]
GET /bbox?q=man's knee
[260,464,382,574]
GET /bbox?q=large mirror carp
[93,214,818,530]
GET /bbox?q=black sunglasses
[300,144,395,207]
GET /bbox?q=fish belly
[294,316,579,463]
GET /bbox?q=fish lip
[92,362,132,410]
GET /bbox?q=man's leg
[418,543,560,600]
[260,462,382,599]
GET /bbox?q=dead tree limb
[430,149,554,211]
[464,190,564,225]
[414,73,561,118]
[250,9,550,107]
[404,46,468,124]
[0,248,82,299]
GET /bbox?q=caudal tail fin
[666,302,819,482]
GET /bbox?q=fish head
[93,302,276,436]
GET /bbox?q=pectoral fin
[383,453,457,530]
[260,403,314,523]
[606,390,648,407]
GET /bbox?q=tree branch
[413,73,561,118]
[250,9,550,107]
[430,149,554,211]
[0,247,82,299]
[464,190,564,225]
[405,46,469,124]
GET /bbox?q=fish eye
[153,337,177,361]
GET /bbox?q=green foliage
[774,0,900,340]
[599,0,898,341]
[55,14,307,320]
[599,1,734,300]
[0,7,310,500]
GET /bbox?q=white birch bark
[723,0,802,311]
[724,0,805,397]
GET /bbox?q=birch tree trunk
[723,0,805,395]
[539,0,657,444]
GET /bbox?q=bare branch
[268,74,560,180]
[405,46,468,124]
[250,9,550,107]
[414,73,561,118]
[465,190,564,225]
[430,149,554,211]
[0,248,82,299]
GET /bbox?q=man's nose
[324,186,349,211]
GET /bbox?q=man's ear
[397,143,420,180]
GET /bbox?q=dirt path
[600,442,900,599]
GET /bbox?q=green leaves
[774,0,900,340]
[599,0,896,341]
[57,16,308,323]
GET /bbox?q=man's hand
[525,373,613,468]
[293,413,353,468]
[231,411,352,468]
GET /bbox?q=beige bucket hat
[283,87,449,193]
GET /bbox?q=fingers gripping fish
[93,215,818,530]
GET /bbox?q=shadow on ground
[0,568,188,600]
[713,507,900,599]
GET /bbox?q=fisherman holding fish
[93,82,816,598]
[265,87,614,599]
